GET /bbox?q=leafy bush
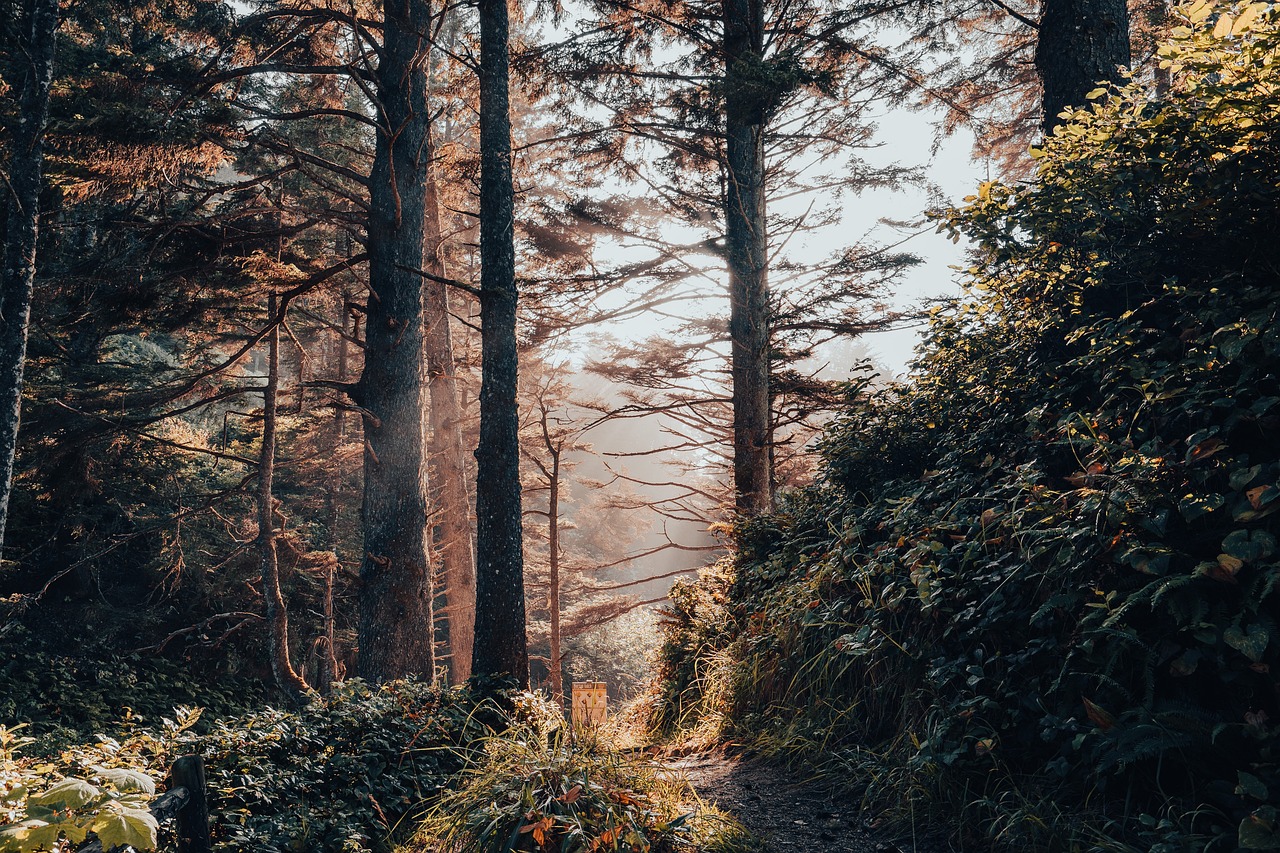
[3,680,490,853]
[0,624,264,746]
[0,724,160,852]
[654,3,1280,850]
[185,680,487,853]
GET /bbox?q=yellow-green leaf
[1225,623,1269,662]
[95,767,156,796]
[30,778,100,809]
[1213,13,1235,37]
[1187,0,1213,23]
[90,807,159,852]
[1232,3,1266,34]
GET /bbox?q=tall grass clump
[412,694,756,853]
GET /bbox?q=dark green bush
[0,624,263,745]
[3,680,489,853]
[184,680,487,853]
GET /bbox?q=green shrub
[184,680,487,853]
[655,3,1280,850]
[0,625,264,746]
[0,724,161,853]
[3,680,490,853]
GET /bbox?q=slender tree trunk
[318,294,351,694]
[1036,0,1131,134]
[472,0,528,686]
[424,173,477,686]
[0,0,58,555]
[547,448,563,704]
[723,0,772,515]
[357,0,436,682]
[257,294,311,701]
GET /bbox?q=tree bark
[1036,0,1131,134]
[318,294,351,694]
[546,446,563,703]
[0,0,58,555]
[724,0,772,515]
[357,0,436,682]
[472,0,529,686]
[423,173,477,686]
[257,294,311,701]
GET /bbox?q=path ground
[664,754,938,853]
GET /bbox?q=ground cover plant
[652,3,1280,850]
[1,680,491,853]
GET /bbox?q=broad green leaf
[30,778,101,809]
[90,807,159,851]
[1240,806,1280,849]
[1225,623,1269,661]
[0,829,20,853]
[1219,331,1258,360]
[1223,529,1277,562]
[0,823,38,853]
[1239,772,1270,801]
[1180,492,1224,520]
[1,821,61,852]
[95,767,156,796]
[1232,465,1263,490]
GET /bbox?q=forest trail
[663,754,925,853]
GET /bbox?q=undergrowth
[410,694,757,853]
[3,679,491,853]
[651,4,1280,851]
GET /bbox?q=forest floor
[663,753,944,853]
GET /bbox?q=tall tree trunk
[723,0,772,515]
[0,0,58,555]
[472,0,528,686]
[318,293,351,694]
[257,294,311,701]
[1036,0,1131,134]
[547,447,563,704]
[424,174,477,686]
[357,0,436,682]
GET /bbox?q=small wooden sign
[571,681,608,725]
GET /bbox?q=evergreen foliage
[654,4,1280,848]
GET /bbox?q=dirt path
[664,755,925,853]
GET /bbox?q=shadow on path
[664,754,928,853]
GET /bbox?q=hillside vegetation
[653,6,1280,850]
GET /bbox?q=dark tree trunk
[0,0,58,555]
[546,447,563,704]
[723,0,772,515]
[357,0,436,682]
[318,294,351,694]
[257,294,311,701]
[424,174,477,686]
[472,0,528,687]
[1036,0,1131,134]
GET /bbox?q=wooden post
[571,681,607,726]
[170,756,211,853]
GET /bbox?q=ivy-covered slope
[655,4,1280,850]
